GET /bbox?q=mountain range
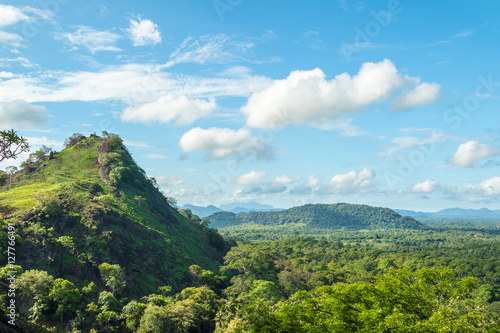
[182,201,283,218]
[395,208,500,220]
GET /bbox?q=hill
[0,134,228,298]
[208,203,425,230]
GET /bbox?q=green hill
[0,134,227,297]
[208,203,425,230]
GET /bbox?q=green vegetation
[0,133,498,332]
[208,203,425,230]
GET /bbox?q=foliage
[0,129,30,162]
[208,203,425,230]
[49,278,81,322]
[64,133,86,149]
[99,263,126,294]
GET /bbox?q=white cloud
[122,139,152,149]
[0,100,48,130]
[59,26,122,54]
[156,175,184,187]
[165,34,253,67]
[0,5,30,27]
[321,168,377,194]
[448,141,500,167]
[312,117,369,136]
[0,57,35,68]
[145,154,168,159]
[242,59,439,128]
[409,180,441,193]
[446,177,500,202]
[126,18,161,46]
[0,71,15,78]
[0,63,272,104]
[272,175,299,185]
[121,94,217,125]
[179,127,273,160]
[235,171,267,185]
[0,31,24,48]
[0,5,54,49]
[378,129,446,158]
[290,174,323,195]
[391,82,441,111]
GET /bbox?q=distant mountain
[395,208,500,220]
[208,203,425,230]
[219,201,281,212]
[183,201,282,218]
[183,204,222,218]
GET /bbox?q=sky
[0,0,499,212]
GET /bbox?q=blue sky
[1,0,500,211]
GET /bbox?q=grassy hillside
[208,203,425,231]
[0,134,227,297]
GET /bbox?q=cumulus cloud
[408,180,441,193]
[0,100,48,129]
[272,175,300,185]
[121,95,217,125]
[26,136,64,148]
[59,26,122,54]
[446,177,500,203]
[321,168,377,194]
[448,141,500,167]
[126,18,161,46]
[391,82,441,111]
[235,171,267,185]
[242,59,440,128]
[290,174,323,195]
[179,127,274,160]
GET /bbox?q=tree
[49,278,81,322]
[17,269,53,317]
[64,133,86,148]
[0,129,29,162]
[98,263,126,294]
[33,145,51,162]
[5,166,17,190]
[164,195,177,208]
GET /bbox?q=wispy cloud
[0,4,54,50]
[165,34,254,67]
[58,26,122,54]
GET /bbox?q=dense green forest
[0,133,499,332]
[207,203,425,230]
